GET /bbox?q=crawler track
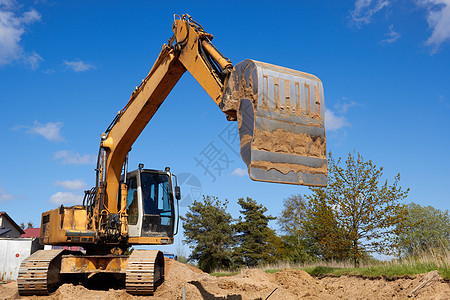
[17,249,65,296]
[125,250,164,295]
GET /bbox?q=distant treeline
[181,152,450,272]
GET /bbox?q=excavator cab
[122,165,179,242]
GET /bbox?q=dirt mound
[1,259,449,300]
[0,281,133,300]
[320,272,450,300]
[0,282,18,300]
[269,269,334,299]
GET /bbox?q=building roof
[21,227,41,238]
[0,227,12,236]
[0,212,26,235]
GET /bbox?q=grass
[210,247,450,280]
[302,260,450,280]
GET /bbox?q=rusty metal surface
[17,249,64,296]
[222,59,327,186]
[125,250,164,295]
[127,236,173,245]
[60,255,127,274]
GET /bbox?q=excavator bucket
[222,60,327,186]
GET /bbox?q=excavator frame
[18,14,327,295]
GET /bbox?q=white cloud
[54,179,87,191]
[43,68,54,74]
[382,24,401,43]
[54,150,96,165]
[0,0,15,10]
[231,167,247,177]
[0,0,42,68]
[0,186,13,201]
[24,51,43,69]
[26,121,64,142]
[415,0,450,53]
[325,109,350,131]
[350,0,450,52]
[351,0,390,27]
[48,192,82,205]
[334,97,358,114]
[63,59,95,72]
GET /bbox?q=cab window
[126,177,138,225]
[140,172,173,237]
[141,173,171,215]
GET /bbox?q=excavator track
[125,250,164,295]
[17,249,65,296]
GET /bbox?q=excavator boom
[100,46,186,213]
[101,15,327,213]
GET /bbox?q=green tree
[181,195,235,272]
[309,151,409,267]
[234,197,278,266]
[279,194,350,261]
[397,202,450,256]
[261,229,285,264]
[279,234,314,263]
[304,193,352,261]
[278,195,309,236]
[278,195,319,262]
[20,221,34,230]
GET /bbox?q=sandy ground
[1,259,449,300]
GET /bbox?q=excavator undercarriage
[18,249,164,295]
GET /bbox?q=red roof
[21,227,41,238]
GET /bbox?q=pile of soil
[1,258,449,299]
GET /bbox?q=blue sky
[1,0,449,254]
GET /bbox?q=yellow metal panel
[73,208,87,230]
[41,207,90,245]
[60,255,128,274]
[62,208,74,229]
[47,209,66,244]
[61,206,88,231]
[128,236,174,245]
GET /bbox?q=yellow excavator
[17,14,327,295]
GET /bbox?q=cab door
[139,171,174,238]
[125,173,141,237]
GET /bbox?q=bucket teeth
[222,59,327,186]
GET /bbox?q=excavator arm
[99,46,185,214]
[98,16,235,214]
